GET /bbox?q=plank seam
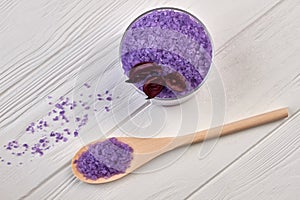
[20,101,150,200]
[185,109,300,200]
[215,0,285,56]
[12,0,288,198]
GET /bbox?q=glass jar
[120,7,214,106]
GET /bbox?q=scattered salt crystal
[106,97,112,101]
[74,131,79,137]
[84,83,91,88]
[3,85,115,165]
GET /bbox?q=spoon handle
[191,108,288,144]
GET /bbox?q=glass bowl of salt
[120,7,213,106]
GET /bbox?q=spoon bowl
[72,108,288,184]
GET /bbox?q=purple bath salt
[75,138,133,180]
[106,97,112,101]
[2,83,117,166]
[121,8,213,99]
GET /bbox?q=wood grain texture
[79,0,299,199]
[48,0,299,199]
[0,0,162,199]
[0,0,298,199]
[188,110,300,200]
[18,0,300,199]
[0,0,282,128]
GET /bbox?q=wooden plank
[21,0,300,199]
[0,42,148,199]
[0,0,158,199]
[188,110,300,200]
[0,0,148,128]
[0,0,287,199]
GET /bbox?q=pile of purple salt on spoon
[75,137,133,180]
[121,8,213,99]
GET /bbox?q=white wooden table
[0,0,299,199]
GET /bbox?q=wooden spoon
[72,108,288,184]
